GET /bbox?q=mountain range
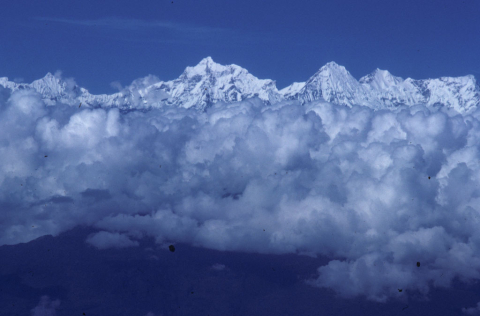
[1,57,479,113]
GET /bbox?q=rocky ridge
[1,57,478,113]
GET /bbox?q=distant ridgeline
[1,57,479,113]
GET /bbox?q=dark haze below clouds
[2,227,480,316]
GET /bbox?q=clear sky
[0,0,479,94]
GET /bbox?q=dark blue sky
[0,0,479,93]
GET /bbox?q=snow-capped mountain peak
[281,61,370,107]
[0,58,478,113]
[198,56,215,65]
[31,73,64,93]
[319,61,348,72]
[182,56,232,78]
[161,57,281,110]
[359,69,403,88]
[29,72,86,105]
[279,82,305,96]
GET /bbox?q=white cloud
[35,17,228,35]
[463,302,480,315]
[86,231,139,249]
[110,81,123,92]
[212,263,226,271]
[31,296,60,316]
[2,86,480,302]
[9,89,46,117]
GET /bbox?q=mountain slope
[281,63,480,113]
[281,62,378,107]
[0,58,479,113]
[147,57,282,110]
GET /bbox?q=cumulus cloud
[110,81,123,92]
[212,263,226,271]
[2,84,480,302]
[114,75,170,109]
[463,302,480,315]
[31,296,60,316]
[126,75,161,90]
[86,231,139,249]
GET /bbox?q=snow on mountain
[0,77,19,91]
[149,57,282,110]
[359,68,404,89]
[282,63,480,113]
[30,73,75,101]
[358,69,421,108]
[279,82,305,98]
[358,70,480,112]
[0,58,479,113]
[0,72,124,107]
[419,75,480,113]
[281,62,378,107]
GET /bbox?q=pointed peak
[359,68,403,85]
[198,56,215,65]
[30,72,65,92]
[183,57,227,77]
[324,61,341,67]
[372,68,393,76]
[38,72,64,83]
[182,57,249,79]
[317,62,350,76]
[321,61,346,70]
[194,56,225,70]
[309,62,352,81]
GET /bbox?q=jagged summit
[195,56,225,69]
[320,61,346,71]
[155,57,281,110]
[281,61,367,106]
[318,62,355,78]
[359,69,403,87]
[0,58,478,113]
[312,62,354,83]
[317,62,355,79]
[43,72,56,78]
[278,62,480,112]
[199,56,214,64]
[182,56,234,78]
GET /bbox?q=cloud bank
[463,302,480,315]
[31,296,60,316]
[86,231,140,249]
[2,84,480,302]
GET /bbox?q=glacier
[1,57,478,113]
